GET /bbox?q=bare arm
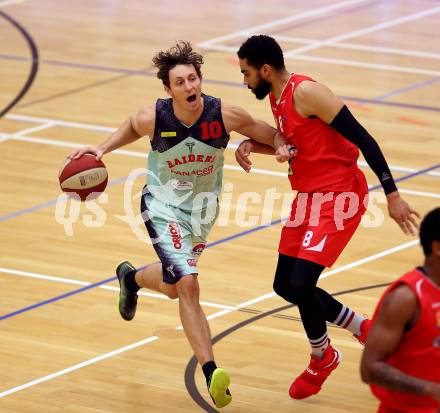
[68,105,155,160]
[236,131,288,156]
[222,103,295,172]
[360,285,440,400]
[222,103,278,147]
[295,81,420,235]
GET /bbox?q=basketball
[59,154,108,201]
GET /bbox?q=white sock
[309,333,329,358]
[333,305,365,336]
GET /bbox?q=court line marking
[0,131,438,224]
[2,50,440,93]
[287,55,440,77]
[0,268,236,311]
[226,141,440,177]
[2,124,440,178]
[198,5,440,77]
[203,239,419,323]
[0,122,55,143]
[395,189,440,199]
[284,6,440,56]
[373,77,440,101]
[273,35,440,60]
[0,0,27,8]
[0,229,433,316]
[0,336,161,398]
[0,0,434,396]
[7,113,115,132]
[2,161,435,319]
[324,42,440,61]
[197,0,370,47]
[1,133,438,199]
[201,43,440,77]
[0,238,418,398]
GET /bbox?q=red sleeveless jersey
[269,74,361,193]
[370,268,440,412]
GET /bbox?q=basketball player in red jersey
[361,208,440,413]
[235,35,420,400]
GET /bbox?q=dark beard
[252,78,271,100]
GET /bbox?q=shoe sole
[209,368,232,408]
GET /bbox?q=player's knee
[272,278,283,296]
[273,279,292,302]
[176,275,199,302]
[273,273,298,304]
[289,274,313,299]
[165,288,178,300]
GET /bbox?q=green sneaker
[208,368,232,408]
[116,261,138,321]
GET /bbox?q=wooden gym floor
[0,0,439,411]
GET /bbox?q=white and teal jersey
[141,95,229,282]
[146,94,230,213]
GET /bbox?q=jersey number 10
[200,121,222,140]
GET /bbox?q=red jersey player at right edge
[361,208,440,413]
[235,35,420,400]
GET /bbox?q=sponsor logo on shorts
[166,264,175,277]
[187,259,197,267]
[169,222,182,250]
[191,244,205,257]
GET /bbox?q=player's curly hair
[237,35,285,71]
[153,41,203,88]
[420,207,440,256]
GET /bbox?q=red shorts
[378,403,438,413]
[373,384,440,413]
[279,169,368,267]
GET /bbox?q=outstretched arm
[222,103,279,147]
[295,81,420,235]
[222,103,295,172]
[360,285,440,401]
[234,137,296,172]
[67,105,155,160]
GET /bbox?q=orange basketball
[59,154,108,201]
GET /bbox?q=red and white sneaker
[354,319,372,345]
[289,343,342,400]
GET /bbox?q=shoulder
[203,94,219,104]
[137,104,156,121]
[295,80,331,102]
[294,80,343,120]
[131,103,156,137]
[383,283,417,307]
[377,283,418,324]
